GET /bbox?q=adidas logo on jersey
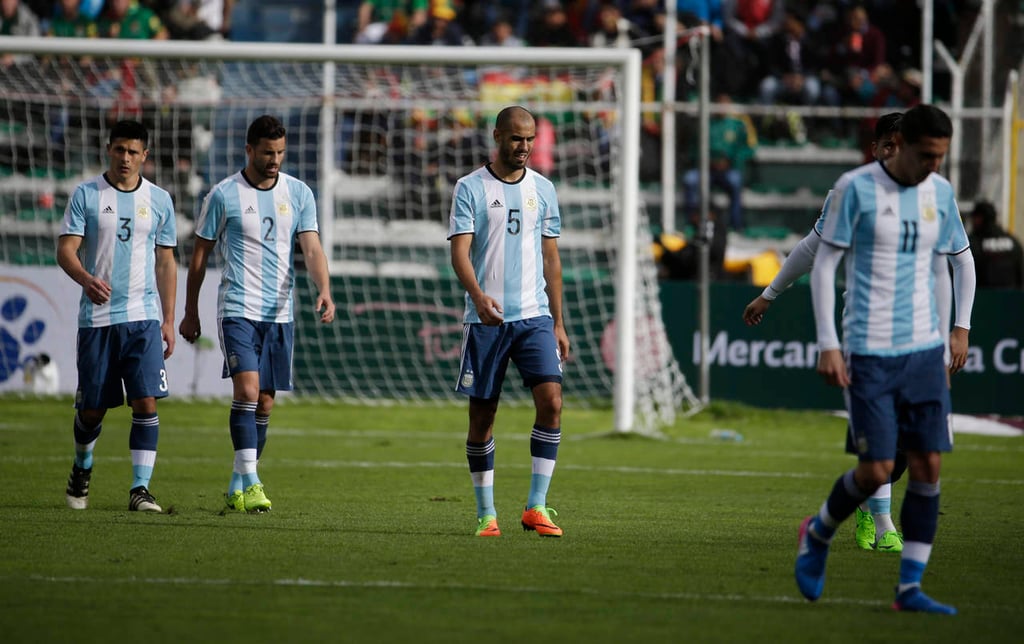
[882,207,896,216]
[102,205,115,214]
[489,199,503,208]
[245,205,257,215]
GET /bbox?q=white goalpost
[0,36,699,433]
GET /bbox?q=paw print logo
[0,295,47,385]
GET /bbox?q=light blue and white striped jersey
[195,171,318,323]
[819,162,969,356]
[60,174,177,328]
[448,165,561,324]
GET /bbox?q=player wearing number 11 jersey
[448,106,570,538]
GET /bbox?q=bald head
[491,106,537,180]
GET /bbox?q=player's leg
[66,327,119,509]
[846,422,876,550]
[220,318,266,512]
[513,318,564,538]
[892,346,956,614]
[122,321,170,512]
[796,353,896,600]
[456,323,510,536]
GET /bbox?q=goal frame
[1,36,645,432]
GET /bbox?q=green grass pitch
[0,396,1021,643]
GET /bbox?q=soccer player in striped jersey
[448,106,570,538]
[743,113,961,554]
[795,104,976,614]
[179,115,335,514]
[57,119,177,513]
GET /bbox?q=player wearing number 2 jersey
[57,119,178,513]
[449,105,570,538]
[179,115,335,514]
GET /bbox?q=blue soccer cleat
[795,515,829,601]
[893,587,957,615]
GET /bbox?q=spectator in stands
[155,0,235,40]
[682,92,757,231]
[757,11,839,143]
[527,0,580,47]
[589,2,648,52]
[408,1,474,45]
[479,16,523,47]
[824,4,886,105]
[48,0,99,38]
[457,1,530,44]
[721,0,786,98]
[624,0,665,40]
[1,0,42,67]
[356,0,427,44]
[968,200,1024,289]
[98,0,169,39]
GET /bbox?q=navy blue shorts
[76,320,168,409]
[218,317,294,391]
[455,317,563,400]
[846,345,952,461]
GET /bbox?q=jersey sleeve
[812,190,833,236]
[934,184,969,254]
[155,189,177,247]
[818,176,858,248]
[295,180,319,234]
[60,184,89,236]
[540,179,561,238]
[194,186,224,241]
[447,177,476,239]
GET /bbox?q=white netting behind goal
[0,44,698,432]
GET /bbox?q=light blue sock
[527,425,560,509]
[129,413,159,489]
[467,438,496,518]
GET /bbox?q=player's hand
[84,276,112,305]
[161,321,176,359]
[316,294,336,324]
[947,326,969,374]
[179,315,201,344]
[816,349,850,388]
[474,294,504,326]
[555,324,571,363]
[742,296,771,326]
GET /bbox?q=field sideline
[0,396,1021,643]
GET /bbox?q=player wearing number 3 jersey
[57,119,178,513]
[448,106,570,538]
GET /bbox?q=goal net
[0,38,698,433]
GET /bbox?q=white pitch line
[11,573,886,608]
[3,454,1023,485]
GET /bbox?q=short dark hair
[109,120,148,147]
[971,200,997,225]
[246,115,286,145]
[898,104,952,144]
[874,112,902,139]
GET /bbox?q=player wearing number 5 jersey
[449,106,570,538]
[179,115,335,514]
[57,119,178,513]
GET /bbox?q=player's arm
[810,241,848,387]
[542,236,570,361]
[743,230,821,325]
[179,236,215,343]
[450,233,503,325]
[56,234,111,305]
[946,249,976,374]
[155,245,177,359]
[297,230,335,324]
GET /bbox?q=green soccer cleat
[475,515,501,537]
[224,490,245,512]
[243,483,272,513]
[854,508,875,550]
[876,530,904,553]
